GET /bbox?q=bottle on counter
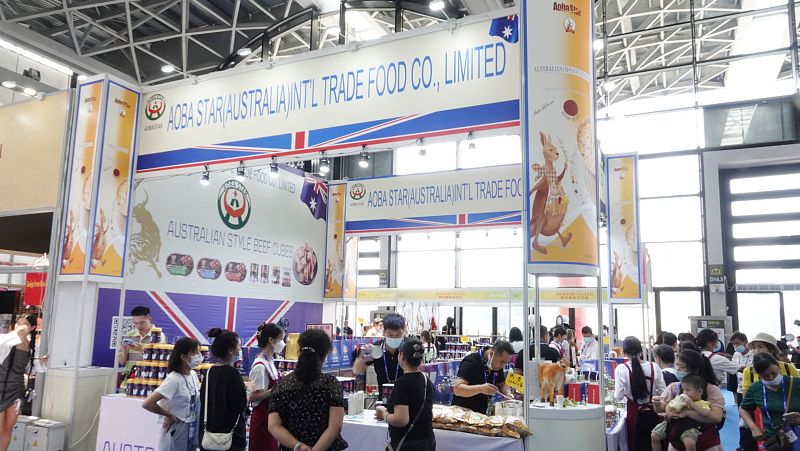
[150,327,163,344]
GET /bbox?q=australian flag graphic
[300,177,328,221]
[489,15,519,43]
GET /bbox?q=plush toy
[538,360,568,404]
[529,132,572,255]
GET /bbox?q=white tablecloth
[341,411,525,451]
[606,410,628,451]
[96,395,161,451]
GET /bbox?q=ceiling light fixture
[200,166,210,186]
[417,138,426,157]
[269,158,279,178]
[2,81,17,89]
[237,48,252,57]
[359,148,370,169]
[429,0,445,10]
[603,81,617,92]
[236,161,246,181]
[319,152,331,174]
[161,64,176,73]
[22,87,36,96]
[467,132,476,150]
[593,40,605,51]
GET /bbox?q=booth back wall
[92,288,322,366]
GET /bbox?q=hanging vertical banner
[61,79,106,276]
[89,81,141,278]
[606,154,642,301]
[521,0,599,275]
[343,236,359,300]
[325,183,346,299]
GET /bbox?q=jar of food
[200,346,210,363]
[150,327,163,344]
[163,345,173,362]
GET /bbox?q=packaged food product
[150,327,163,344]
[142,344,154,361]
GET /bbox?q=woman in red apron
[249,323,285,451]
[615,337,667,451]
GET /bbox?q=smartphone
[122,338,135,346]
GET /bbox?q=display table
[341,410,524,451]
[606,409,628,451]
[526,403,605,450]
[96,395,160,451]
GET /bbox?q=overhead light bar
[22,87,37,96]
[1,81,17,89]
[429,0,445,10]
[236,161,246,181]
[161,64,176,73]
[237,48,252,57]
[200,166,210,186]
[270,158,279,178]
[0,38,73,76]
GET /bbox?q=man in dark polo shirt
[352,313,406,393]
[452,340,514,413]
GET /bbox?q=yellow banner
[606,155,642,301]
[89,82,140,277]
[324,183,346,298]
[61,81,105,276]
[358,288,609,303]
[506,372,525,393]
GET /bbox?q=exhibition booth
[14,0,658,449]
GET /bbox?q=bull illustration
[128,190,162,278]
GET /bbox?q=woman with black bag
[615,336,666,451]
[375,338,435,451]
[740,352,800,451]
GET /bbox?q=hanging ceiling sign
[137,10,521,174]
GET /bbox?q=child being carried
[650,374,711,451]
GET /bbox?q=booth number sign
[708,265,725,284]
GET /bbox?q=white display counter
[95,395,161,451]
[526,403,605,451]
[342,410,525,451]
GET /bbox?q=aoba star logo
[218,180,252,230]
[145,94,165,121]
[349,183,366,201]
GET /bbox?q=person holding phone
[375,339,435,451]
[118,306,167,367]
[142,337,202,451]
[352,313,407,394]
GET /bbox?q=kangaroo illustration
[129,190,162,278]
[611,252,624,295]
[529,132,573,254]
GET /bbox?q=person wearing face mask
[200,328,248,451]
[249,323,285,451]
[0,315,36,451]
[578,326,599,364]
[652,350,725,451]
[740,352,800,449]
[695,329,738,386]
[142,337,202,451]
[729,332,752,406]
[452,340,514,414]
[742,333,799,395]
[352,313,407,394]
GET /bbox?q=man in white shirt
[579,326,600,363]
[696,328,739,385]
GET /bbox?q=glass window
[783,291,800,338]
[734,245,800,262]
[459,228,522,249]
[730,173,800,194]
[640,197,703,242]
[458,135,522,169]
[731,197,800,216]
[358,274,380,288]
[460,248,524,288]
[598,108,699,154]
[733,221,800,239]
[462,306,494,336]
[358,257,380,270]
[616,307,645,341]
[659,291,703,334]
[647,242,704,287]
[638,155,700,198]
[358,237,381,253]
[738,293,782,339]
[396,250,456,288]
[736,268,800,285]
[397,231,455,251]
[394,141,457,175]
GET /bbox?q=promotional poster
[606,154,642,301]
[89,81,140,278]
[521,0,599,275]
[124,165,327,301]
[325,183,346,299]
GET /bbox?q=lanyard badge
[185,376,198,443]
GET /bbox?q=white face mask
[273,339,286,354]
[189,354,204,368]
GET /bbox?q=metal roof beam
[4,0,125,23]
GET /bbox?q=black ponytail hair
[256,322,284,349]
[399,338,424,368]
[623,336,649,400]
[295,329,331,385]
[207,328,240,360]
[678,349,719,386]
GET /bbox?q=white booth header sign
[125,166,327,301]
[345,165,523,234]
[137,13,521,173]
